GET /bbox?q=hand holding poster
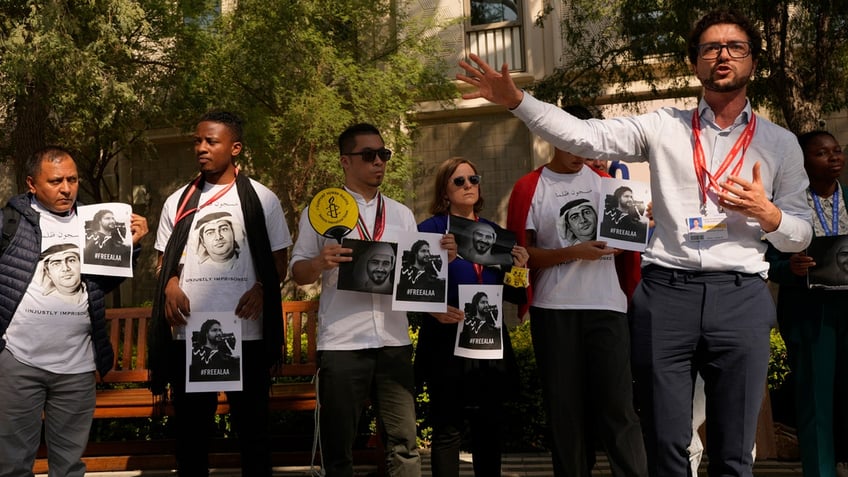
[392,231,447,312]
[337,239,398,294]
[79,203,134,277]
[449,215,515,268]
[454,284,504,360]
[807,235,848,289]
[598,178,652,252]
[186,312,243,393]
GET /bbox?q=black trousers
[316,346,420,477]
[530,307,648,477]
[169,340,272,477]
[630,266,774,477]
[428,368,505,477]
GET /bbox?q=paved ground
[53,452,804,476]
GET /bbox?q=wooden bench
[34,301,384,474]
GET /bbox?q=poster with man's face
[448,215,514,268]
[186,312,243,393]
[597,178,652,252]
[454,284,503,360]
[392,231,447,312]
[78,203,133,277]
[556,197,598,246]
[39,242,85,305]
[807,235,848,289]
[338,239,398,295]
[193,211,245,270]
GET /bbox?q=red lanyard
[692,112,756,208]
[174,170,239,225]
[355,192,385,241]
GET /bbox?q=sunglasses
[345,148,392,162]
[452,175,481,187]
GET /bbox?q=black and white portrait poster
[807,235,848,289]
[78,203,133,277]
[186,312,243,393]
[338,239,398,295]
[454,284,503,360]
[598,178,652,252]
[392,231,447,312]
[449,215,514,268]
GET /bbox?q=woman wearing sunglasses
[415,157,528,477]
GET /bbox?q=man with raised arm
[460,9,812,477]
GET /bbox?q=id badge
[687,214,728,241]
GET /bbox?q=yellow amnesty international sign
[308,188,358,242]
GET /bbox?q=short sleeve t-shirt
[155,178,292,341]
[5,199,94,374]
[525,166,627,312]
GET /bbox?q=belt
[643,264,761,286]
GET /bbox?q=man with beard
[459,221,498,265]
[360,242,396,294]
[600,185,649,243]
[397,239,445,302]
[457,291,500,350]
[190,319,238,380]
[460,9,812,477]
[84,208,131,267]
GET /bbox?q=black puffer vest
[0,194,118,377]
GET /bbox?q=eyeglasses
[697,41,752,60]
[345,148,392,162]
[452,175,481,187]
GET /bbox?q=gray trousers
[631,266,773,477]
[0,350,95,477]
[317,345,420,477]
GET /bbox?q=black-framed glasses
[345,148,392,162]
[697,41,752,60]
[452,175,481,187]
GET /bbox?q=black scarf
[148,172,283,396]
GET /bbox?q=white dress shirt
[290,188,417,350]
[513,93,812,276]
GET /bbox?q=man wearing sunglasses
[291,123,421,477]
[471,9,811,477]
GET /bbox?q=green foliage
[768,328,790,391]
[533,0,848,132]
[90,416,170,442]
[0,0,192,199]
[172,0,457,234]
[407,314,434,448]
[502,320,547,451]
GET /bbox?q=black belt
[643,264,761,286]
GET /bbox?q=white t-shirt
[525,166,627,312]
[5,199,95,374]
[290,189,417,351]
[155,178,292,341]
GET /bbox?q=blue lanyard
[811,187,839,236]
